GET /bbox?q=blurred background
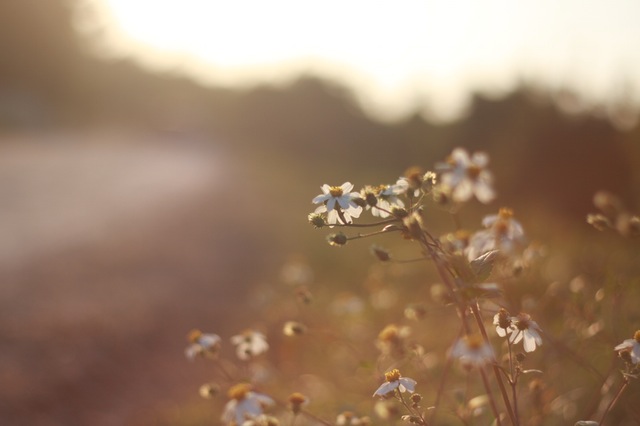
[0,0,639,424]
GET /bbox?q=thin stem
[598,378,629,426]
[398,390,429,426]
[479,366,503,426]
[470,303,518,426]
[507,339,520,425]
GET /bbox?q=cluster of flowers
[183,147,637,425]
[306,147,638,425]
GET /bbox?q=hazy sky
[78,0,640,122]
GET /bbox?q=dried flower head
[283,321,307,336]
[199,382,221,399]
[327,232,348,246]
[288,392,309,414]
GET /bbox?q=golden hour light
[78,0,640,122]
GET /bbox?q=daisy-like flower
[221,383,275,425]
[466,208,526,261]
[231,329,269,360]
[614,330,640,364]
[451,334,495,368]
[373,369,417,398]
[493,308,514,338]
[363,179,409,218]
[437,148,495,204]
[312,182,363,225]
[509,313,542,353]
[184,329,221,360]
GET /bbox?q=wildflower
[288,392,309,414]
[312,182,363,225]
[373,369,417,398]
[199,382,221,399]
[336,411,368,426]
[376,324,411,356]
[283,321,307,336]
[184,329,221,360]
[466,208,525,261]
[493,309,513,338]
[509,313,542,352]
[221,383,274,425]
[231,330,269,360]
[327,232,348,246]
[368,179,409,218]
[242,414,280,426]
[451,334,495,368]
[437,148,495,204]
[614,330,640,364]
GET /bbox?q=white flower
[451,334,495,368]
[466,208,525,261]
[614,330,640,364]
[312,182,363,225]
[493,309,514,338]
[184,329,221,360]
[509,313,542,353]
[231,330,269,360]
[369,179,408,218]
[373,369,417,397]
[222,383,274,425]
[437,148,495,204]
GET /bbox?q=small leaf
[470,250,500,281]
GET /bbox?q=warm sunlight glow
[79,0,640,122]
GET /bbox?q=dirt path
[0,130,274,425]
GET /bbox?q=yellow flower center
[329,186,344,197]
[384,369,402,382]
[228,383,252,400]
[634,330,640,343]
[187,329,202,343]
[498,208,514,220]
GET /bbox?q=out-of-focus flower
[222,383,274,426]
[373,369,417,398]
[185,329,221,360]
[466,208,525,261]
[312,182,362,225]
[288,392,309,414]
[199,382,221,399]
[376,324,411,356]
[614,330,640,364]
[336,411,370,426]
[451,334,494,368]
[231,330,269,360]
[366,179,409,218]
[283,321,307,336]
[493,309,514,338]
[242,414,280,426]
[437,148,495,204]
[509,313,542,353]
